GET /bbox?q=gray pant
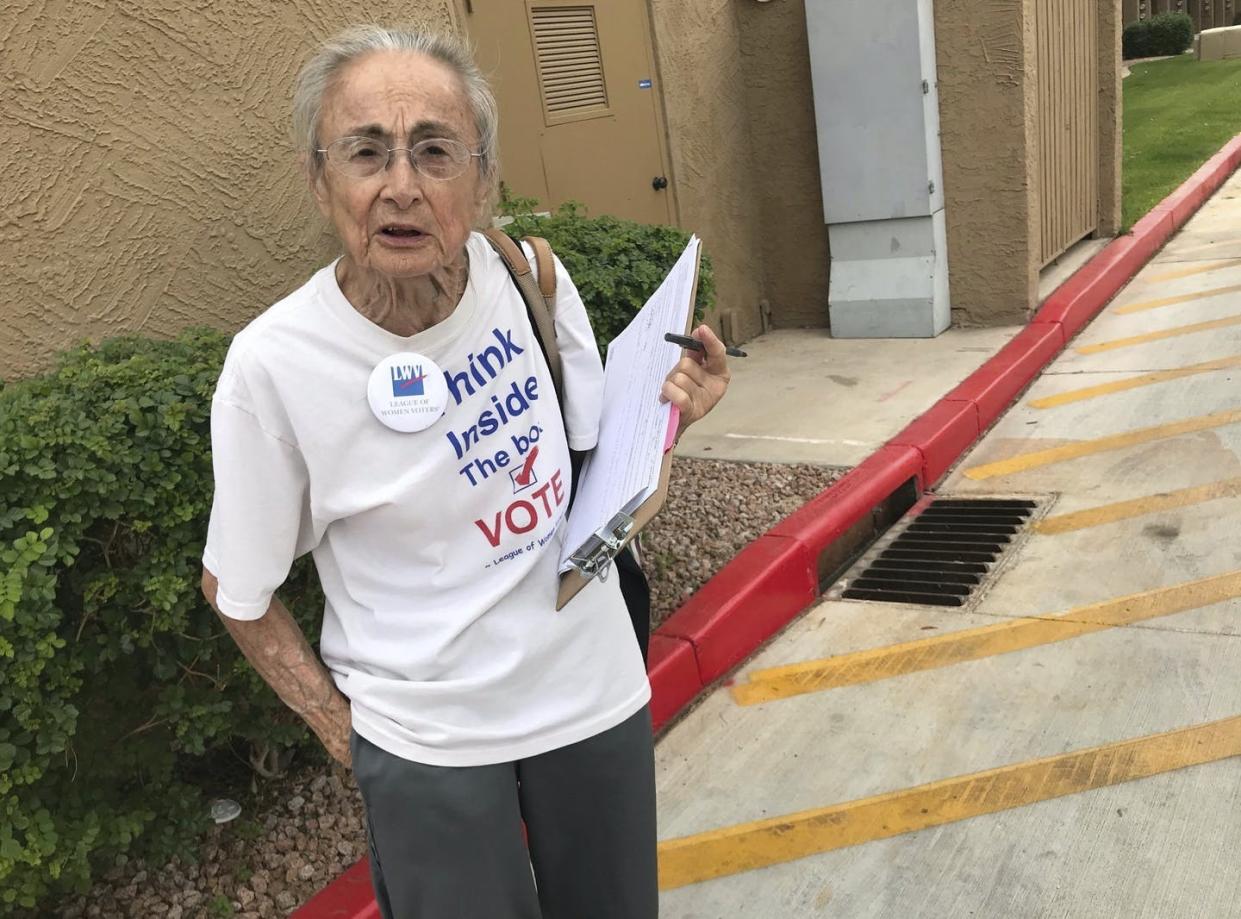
[350,706,658,919]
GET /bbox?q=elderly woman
[200,23,728,919]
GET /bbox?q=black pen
[664,332,748,358]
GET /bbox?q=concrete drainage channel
[830,495,1046,608]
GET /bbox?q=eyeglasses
[316,136,483,180]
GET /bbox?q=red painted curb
[1160,134,1241,225]
[945,324,1065,429]
[768,444,924,555]
[293,132,1241,919]
[659,534,817,684]
[293,860,379,919]
[647,634,701,732]
[1035,233,1151,338]
[888,399,980,485]
[1033,134,1241,342]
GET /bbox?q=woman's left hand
[661,324,732,438]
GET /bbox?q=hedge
[0,214,712,913]
[1123,12,1194,60]
[499,198,714,352]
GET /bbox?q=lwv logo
[390,364,427,398]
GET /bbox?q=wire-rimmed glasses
[317,136,483,180]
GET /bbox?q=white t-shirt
[203,232,650,767]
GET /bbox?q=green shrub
[499,196,715,356]
[0,330,329,914]
[1124,12,1194,59]
[0,211,711,912]
[1123,20,1151,59]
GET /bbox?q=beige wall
[1098,0,1124,237]
[0,1,456,380]
[646,0,769,343]
[736,0,830,330]
[2,0,829,378]
[647,0,828,341]
[934,0,1040,326]
[935,0,1123,325]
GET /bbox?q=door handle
[652,176,668,191]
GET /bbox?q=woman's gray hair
[292,24,499,184]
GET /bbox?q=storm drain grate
[839,497,1038,607]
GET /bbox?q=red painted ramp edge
[293,132,1241,918]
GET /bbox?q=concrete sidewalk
[674,235,1107,469]
[674,325,1016,468]
[655,173,1241,916]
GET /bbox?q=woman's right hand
[312,698,354,769]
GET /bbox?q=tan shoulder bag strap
[525,236,557,312]
[481,228,562,397]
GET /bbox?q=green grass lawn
[1124,54,1241,228]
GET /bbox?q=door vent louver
[531,6,609,116]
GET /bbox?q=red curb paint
[1161,136,1241,226]
[647,635,702,732]
[1036,237,1132,331]
[887,399,980,484]
[945,324,1064,429]
[768,444,924,556]
[659,534,818,684]
[294,133,1241,918]
[291,860,379,919]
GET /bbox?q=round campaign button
[367,352,449,433]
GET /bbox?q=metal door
[464,0,674,225]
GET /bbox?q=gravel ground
[642,457,845,628]
[57,765,367,919]
[55,457,844,918]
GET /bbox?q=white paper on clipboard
[558,235,701,573]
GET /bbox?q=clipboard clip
[567,512,635,582]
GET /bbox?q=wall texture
[3,0,830,377]
[647,0,770,344]
[934,0,1040,326]
[736,0,830,329]
[1,0,455,380]
[1098,0,1124,237]
[647,0,829,340]
[935,0,1122,325]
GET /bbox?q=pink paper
[664,406,680,452]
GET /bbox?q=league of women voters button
[367,352,449,433]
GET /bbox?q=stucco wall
[1,1,455,380]
[736,0,830,329]
[934,0,1040,326]
[647,0,770,343]
[1098,0,1124,237]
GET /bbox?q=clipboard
[555,407,681,609]
[555,254,701,611]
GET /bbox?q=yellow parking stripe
[1028,355,1241,408]
[962,408,1241,481]
[1143,258,1241,284]
[658,714,1241,889]
[730,571,1241,706]
[1034,478,1241,534]
[1113,282,1241,315]
[1075,313,1241,354]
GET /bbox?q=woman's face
[311,50,489,280]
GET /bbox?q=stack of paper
[558,235,701,572]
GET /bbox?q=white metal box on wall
[806,0,950,337]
